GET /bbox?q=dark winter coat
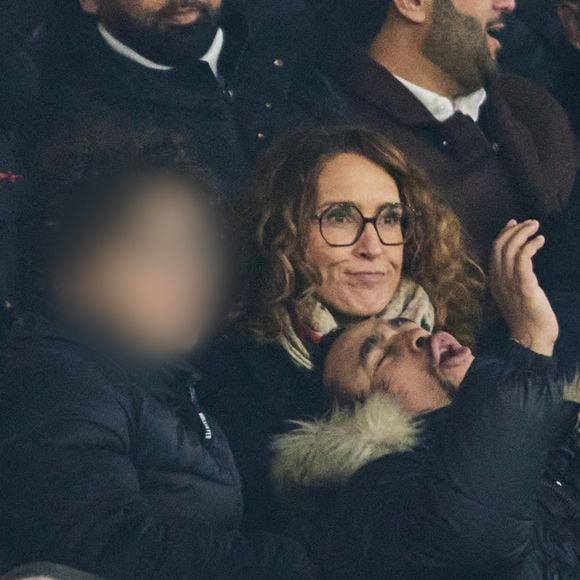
[197,339,325,532]
[35,0,316,195]
[271,344,580,580]
[0,313,316,580]
[198,291,580,539]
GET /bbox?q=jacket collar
[325,45,439,128]
[51,17,225,112]
[326,44,495,130]
[394,75,487,123]
[270,393,422,495]
[97,23,225,78]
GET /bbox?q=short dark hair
[18,114,221,308]
[311,328,372,409]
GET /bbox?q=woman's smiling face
[306,153,404,317]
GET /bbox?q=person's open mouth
[430,332,472,370]
[486,21,505,51]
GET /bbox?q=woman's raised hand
[489,219,559,357]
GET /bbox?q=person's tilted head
[321,318,474,415]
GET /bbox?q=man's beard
[106,1,221,67]
[422,0,498,96]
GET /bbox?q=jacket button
[441,140,449,148]
[273,58,285,68]
[3,300,12,311]
[491,142,501,153]
[264,101,273,110]
[257,132,267,141]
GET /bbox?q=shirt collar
[395,75,487,123]
[98,23,224,77]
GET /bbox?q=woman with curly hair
[199,125,485,532]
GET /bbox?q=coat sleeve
[0,365,315,580]
[323,344,571,580]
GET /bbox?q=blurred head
[245,125,483,346]
[557,0,580,50]
[323,318,474,414]
[79,0,222,66]
[21,120,226,359]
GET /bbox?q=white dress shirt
[395,76,487,123]
[98,23,225,78]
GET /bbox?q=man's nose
[354,223,383,259]
[494,0,516,14]
[403,327,432,353]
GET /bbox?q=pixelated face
[324,318,474,415]
[422,0,516,94]
[56,177,225,358]
[81,0,222,65]
[306,153,405,318]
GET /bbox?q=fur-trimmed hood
[271,394,421,496]
[271,372,580,497]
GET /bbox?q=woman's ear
[390,0,431,25]
[558,2,580,49]
[79,0,100,16]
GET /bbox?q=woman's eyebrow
[316,200,357,210]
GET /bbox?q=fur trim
[271,393,420,495]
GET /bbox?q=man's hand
[489,219,559,356]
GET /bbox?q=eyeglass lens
[319,203,407,247]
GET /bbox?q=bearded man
[302,0,579,270]
[36,0,315,194]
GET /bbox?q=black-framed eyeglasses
[312,202,417,248]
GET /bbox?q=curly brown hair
[241,125,484,347]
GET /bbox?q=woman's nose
[354,223,383,259]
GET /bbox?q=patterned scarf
[279,277,435,369]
